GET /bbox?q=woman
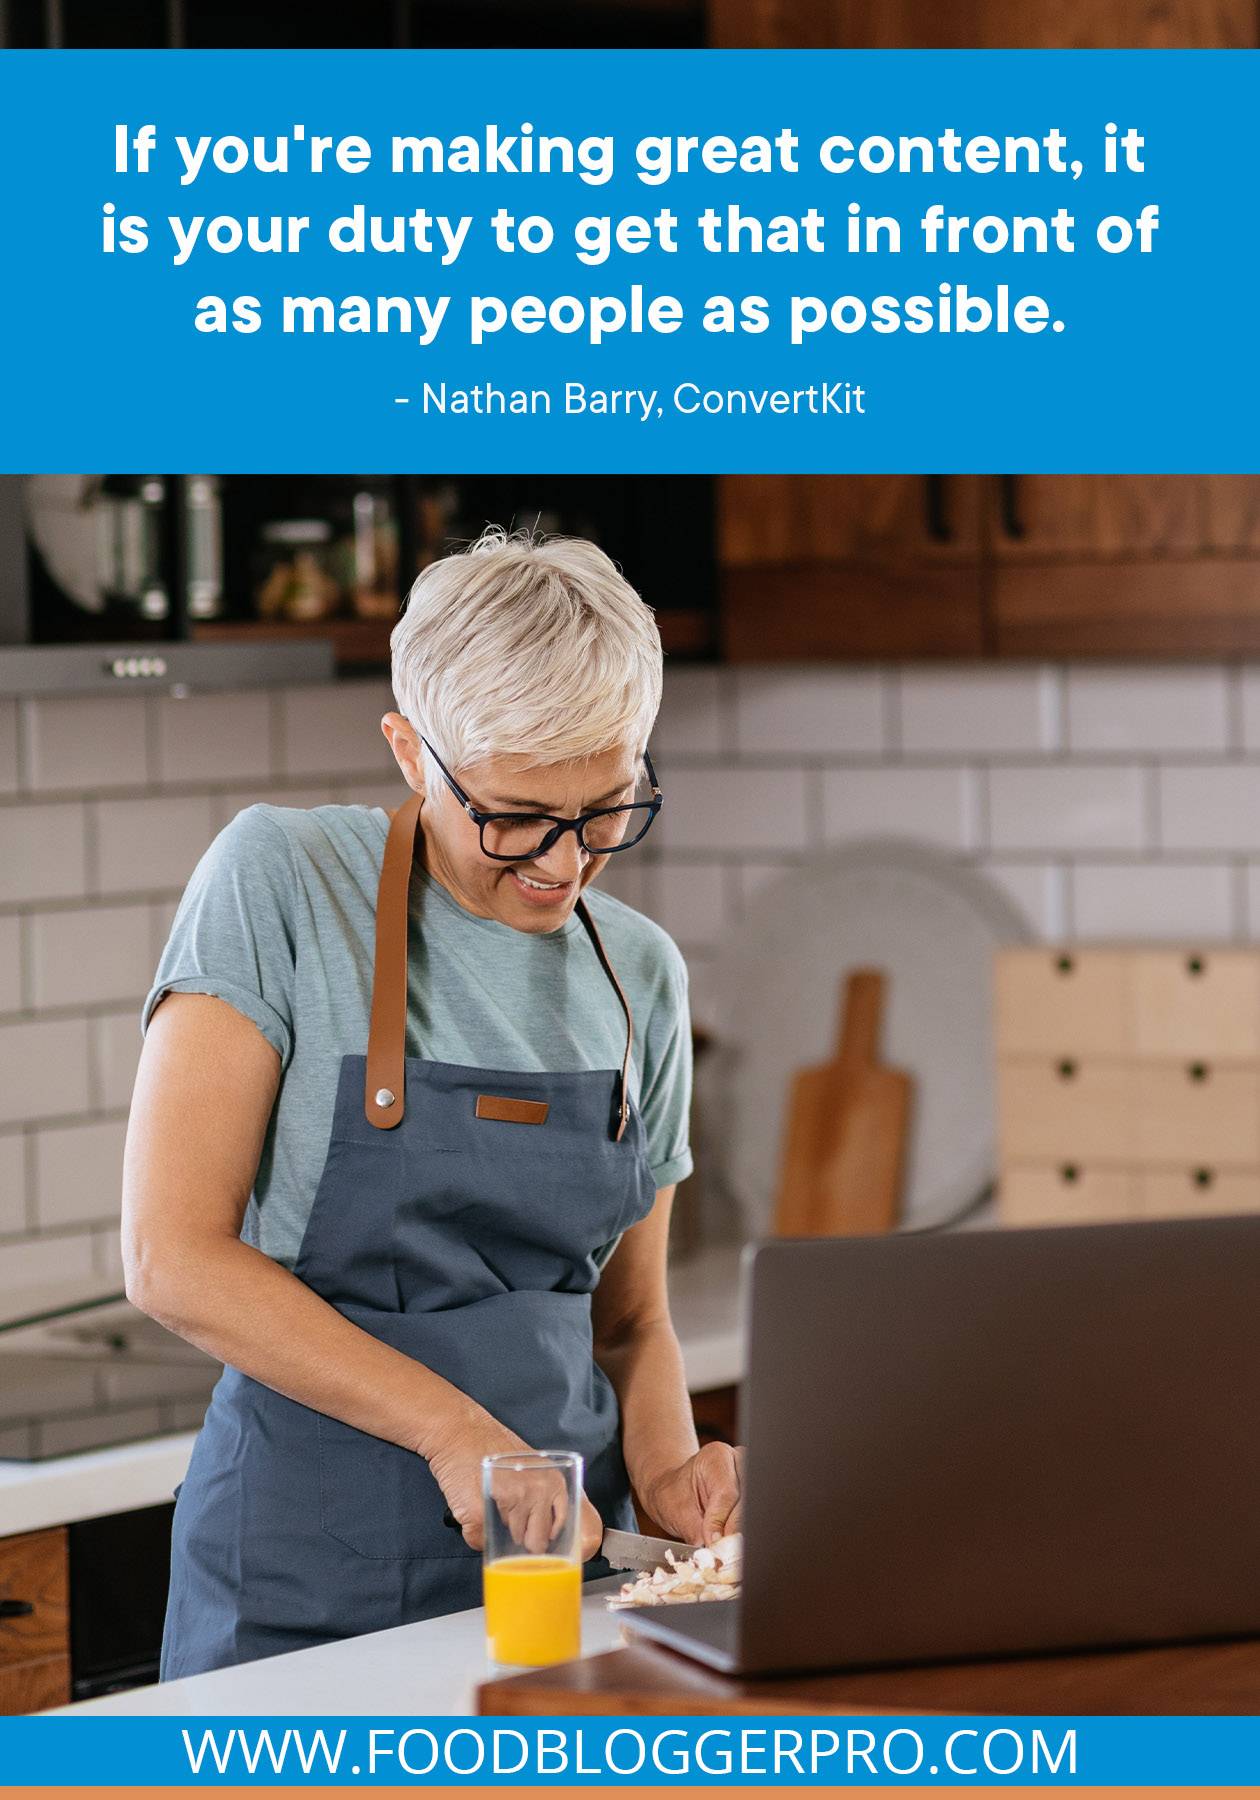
[124,528,741,1677]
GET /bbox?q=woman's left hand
[641,1441,744,1548]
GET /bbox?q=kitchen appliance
[1,473,717,678]
[711,842,1032,1235]
[624,1218,1260,1674]
[772,967,910,1236]
[0,1291,220,1462]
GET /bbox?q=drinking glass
[482,1450,583,1667]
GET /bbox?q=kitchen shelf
[192,608,715,669]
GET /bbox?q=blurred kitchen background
[6,468,1260,1306]
[1,0,1252,47]
[5,0,1260,1716]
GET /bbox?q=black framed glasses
[420,737,663,862]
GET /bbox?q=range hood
[0,638,334,697]
[0,476,335,695]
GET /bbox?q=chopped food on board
[608,1533,742,1608]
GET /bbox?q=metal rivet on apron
[375,1088,395,1108]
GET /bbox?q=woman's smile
[508,866,579,906]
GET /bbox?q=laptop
[624,1217,1260,1674]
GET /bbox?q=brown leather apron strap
[575,898,634,1143]
[364,797,636,1138]
[364,791,423,1129]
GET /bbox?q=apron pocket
[317,1415,479,1562]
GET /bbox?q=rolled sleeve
[640,944,694,1190]
[142,806,298,1069]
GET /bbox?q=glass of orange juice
[482,1450,584,1667]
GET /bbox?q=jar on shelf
[254,519,342,622]
[342,489,400,619]
[185,476,224,620]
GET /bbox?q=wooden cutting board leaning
[772,968,912,1238]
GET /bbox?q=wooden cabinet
[993,948,1133,1057]
[989,478,1260,657]
[0,1528,70,1715]
[709,0,1256,46]
[719,474,1260,663]
[719,476,987,658]
[709,4,1260,665]
[1133,950,1260,1059]
[994,945,1260,1229]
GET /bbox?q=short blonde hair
[390,526,662,772]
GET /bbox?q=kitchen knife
[601,1526,698,1573]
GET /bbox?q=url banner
[0,48,1255,472]
[3,1715,1260,1785]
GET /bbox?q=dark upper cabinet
[707,0,1257,47]
[719,477,988,659]
[988,477,1260,657]
[709,1,1260,663]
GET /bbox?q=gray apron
[161,794,656,1677]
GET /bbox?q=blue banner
[3,1714,1260,1785]
[0,48,1255,473]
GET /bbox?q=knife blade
[601,1526,698,1573]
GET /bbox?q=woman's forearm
[127,1231,486,1462]
[595,1315,699,1507]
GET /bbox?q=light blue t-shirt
[143,803,693,1268]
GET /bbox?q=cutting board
[773,968,911,1237]
[711,843,1031,1235]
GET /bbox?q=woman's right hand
[427,1413,603,1559]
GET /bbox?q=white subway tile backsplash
[0,1358,98,1424]
[214,785,340,828]
[651,864,730,947]
[1066,667,1230,753]
[93,794,217,895]
[658,768,808,853]
[0,1228,96,1296]
[11,663,1260,1287]
[279,681,396,779]
[100,1361,216,1406]
[0,701,18,794]
[1159,765,1260,853]
[1071,862,1237,941]
[334,781,409,815]
[0,1132,27,1235]
[735,668,885,755]
[38,1404,166,1458]
[92,1010,144,1112]
[973,861,1066,938]
[1239,668,1260,751]
[593,859,652,915]
[92,1221,126,1287]
[736,860,797,915]
[822,766,977,850]
[154,691,273,786]
[32,1118,128,1231]
[652,667,726,756]
[988,765,1147,853]
[167,1399,213,1433]
[149,898,180,964]
[23,695,149,793]
[899,668,1059,754]
[0,803,87,905]
[29,904,153,1010]
[0,1018,91,1126]
[0,915,21,1015]
[681,952,719,1030]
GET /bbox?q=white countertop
[56,1579,628,1715]
[0,1244,745,1539]
[0,1431,196,1539]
